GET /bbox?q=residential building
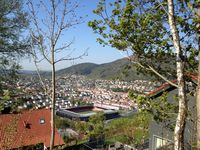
[148,77,197,150]
[0,109,64,149]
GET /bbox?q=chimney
[23,121,31,129]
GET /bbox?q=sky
[21,0,128,71]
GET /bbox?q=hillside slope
[56,58,150,81]
[57,63,98,76]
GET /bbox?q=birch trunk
[167,0,187,149]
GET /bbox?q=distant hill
[88,58,131,80]
[57,63,99,76]
[19,70,50,76]
[20,58,153,81]
[19,70,37,74]
[56,58,151,81]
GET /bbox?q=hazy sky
[21,0,127,71]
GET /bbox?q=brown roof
[0,109,64,149]
[146,80,177,97]
[146,73,198,97]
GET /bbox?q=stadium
[56,104,120,121]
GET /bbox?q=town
[6,74,162,112]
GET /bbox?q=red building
[0,109,64,149]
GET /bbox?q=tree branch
[54,49,88,64]
[128,56,178,88]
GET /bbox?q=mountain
[57,63,99,76]
[56,58,150,81]
[87,58,130,79]
[20,58,152,81]
[19,70,50,76]
[19,70,37,74]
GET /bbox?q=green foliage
[0,88,27,113]
[55,116,71,129]
[0,0,30,86]
[89,0,198,78]
[106,112,150,146]
[0,90,11,112]
[2,90,11,101]
[111,87,129,92]
[129,90,177,130]
[88,112,105,139]
[89,3,199,145]
[76,100,88,106]
[75,121,88,133]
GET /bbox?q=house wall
[149,86,196,150]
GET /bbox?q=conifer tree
[0,0,29,89]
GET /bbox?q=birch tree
[27,0,86,149]
[88,0,197,149]
[167,0,186,149]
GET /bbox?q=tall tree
[27,0,86,149]
[0,0,29,92]
[88,0,197,149]
[167,0,186,149]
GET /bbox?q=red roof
[186,73,198,81]
[146,73,198,97]
[146,80,177,97]
[0,109,64,149]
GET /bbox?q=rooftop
[0,109,64,149]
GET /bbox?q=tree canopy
[88,0,198,79]
[0,0,29,85]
